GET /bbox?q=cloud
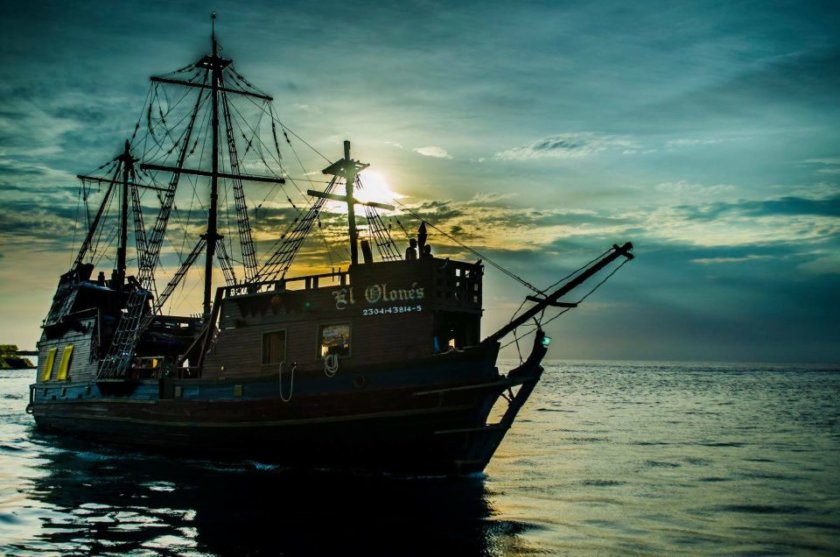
[393,194,632,255]
[805,157,840,165]
[665,137,741,149]
[494,132,638,160]
[462,192,518,206]
[655,180,736,197]
[803,156,840,174]
[641,207,840,248]
[691,255,773,265]
[629,46,840,130]
[797,253,840,275]
[413,146,452,159]
[682,194,840,220]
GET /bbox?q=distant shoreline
[0,345,36,369]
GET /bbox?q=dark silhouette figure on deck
[405,239,418,261]
[421,244,433,259]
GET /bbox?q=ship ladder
[97,289,149,379]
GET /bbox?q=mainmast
[202,13,226,317]
[115,13,285,323]
[94,14,288,379]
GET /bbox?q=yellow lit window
[319,324,350,358]
[41,347,57,382]
[56,345,74,381]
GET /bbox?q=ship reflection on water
[20,433,529,556]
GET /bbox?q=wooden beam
[306,189,395,211]
[141,163,286,185]
[525,296,578,308]
[77,175,170,193]
[150,76,273,101]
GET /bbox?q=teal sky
[1,0,838,362]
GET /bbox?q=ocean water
[1,361,839,556]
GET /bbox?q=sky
[0,0,838,363]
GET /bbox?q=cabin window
[319,323,350,358]
[262,330,287,365]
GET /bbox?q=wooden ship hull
[31,343,545,475]
[27,20,633,476]
[30,258,555,475]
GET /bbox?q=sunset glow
[0,1,838,362]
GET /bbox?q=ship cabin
[36,262,202,386]
[201,254,484,379]
[34,253,483,390]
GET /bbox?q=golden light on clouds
[356,170,404,206]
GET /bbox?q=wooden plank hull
[30,344,545,475]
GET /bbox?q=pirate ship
[29,19,633,475]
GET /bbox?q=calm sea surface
[1,361,839,556]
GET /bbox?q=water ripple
[2,364,840,555]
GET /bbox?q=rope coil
[324,354,339,377]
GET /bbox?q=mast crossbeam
[77,175,171,193]
[150,76,272,101]
[141,163,286,185]
[306,189,395,211]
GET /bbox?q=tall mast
[343,142,359,265]
[137,14,284,314]
[116,139,136,290]
[317,141,378,266]
[203,12,222,318]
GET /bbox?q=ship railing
[219,269,350,298]
[128,356,168,380]
[146,314,203,332]
[433,259,483,310]
[126,356,201,380]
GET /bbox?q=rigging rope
[392,198,543,294]
[501,257,631,350]
[219,82,258,281]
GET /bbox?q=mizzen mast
[314,141,394,266]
